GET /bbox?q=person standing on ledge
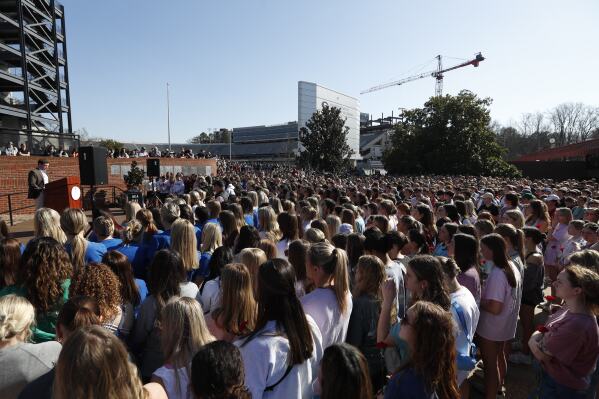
[28,159,50,209]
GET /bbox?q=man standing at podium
[28,159,50,209]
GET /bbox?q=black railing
[0,185,129,226]
[0,191,34,226]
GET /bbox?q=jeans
[529,365,587,399]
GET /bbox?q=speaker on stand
[78,146,108,221]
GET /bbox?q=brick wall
[0,156,217,217]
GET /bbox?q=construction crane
[361,52,485,97]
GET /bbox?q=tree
[298,104,354,173]
[383,90,520,177]
[98,139,123,151]
[188,132,210,144]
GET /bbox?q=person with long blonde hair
[52,326,148,399]
[33,207,66,244]
[238,247,267,294]
[195,222,222,283]
[60,208,106,270]
[123,201,142,227]
[258,206,281,242]
[152,297,215,399]
[170,219,200,280]
[301,241,352,349]
[208,263,257,342]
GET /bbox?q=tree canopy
[383,90,520,177]
[298,104,354,173]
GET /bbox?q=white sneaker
[508,352,532,365]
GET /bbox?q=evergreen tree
[298,104,354,173]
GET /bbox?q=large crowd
[0,163,599,399]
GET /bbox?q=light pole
[166,83,171,153]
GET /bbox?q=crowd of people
[0,164,599,399]
[107,146,216,159]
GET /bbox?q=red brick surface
[0,156,217,216]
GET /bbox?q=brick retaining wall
[0,156,217,217]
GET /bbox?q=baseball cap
[544,194,560,202]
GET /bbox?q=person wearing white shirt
[440,257,480,390]
[4,142,17,156]
[235,259,323,399]
[301,242,352,349]
[170,174,185,196]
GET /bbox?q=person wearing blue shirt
[61,208,107,269]
[240,197,256,227]
[92,216,122,251]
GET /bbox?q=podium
[44,176,82,213]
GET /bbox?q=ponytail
[70,234,87,271]
[309,242,350,314]
[60,208,89,271]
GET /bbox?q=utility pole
[166,83,171,152]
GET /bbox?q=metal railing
[0,191,34,226]
[0,185,128,226]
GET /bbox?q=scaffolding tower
[0,0,76,153]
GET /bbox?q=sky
[61,0,599,144]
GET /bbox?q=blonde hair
[304,227,326,244]
[93,216,114,240]
[504,209,525,229]
[201,223,222,253]
[258,207,281,242]
[124,201,142,222]
[171,219,199,271]
[60,208,88,271]
[122,219,144,244]
[160,201,181,228]
[308,241,351,314]
[33,207,66,244]
[326,215,342,238]
[0,295,35,342]
[239,247,267,293]
[247,191,258,208]
[212,263,257,336]
[161,297,215,395]
[53,326,147,399]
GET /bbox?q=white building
[297,81,361,160]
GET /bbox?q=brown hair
[69,263,122,321]
[0,238,21,289]
[258,239,277,260]
[354,255,385,298]
[53,326,147,399]
[56,296,101,336]
[321,343,373,399]
[212,263,257,336]
[19,237,72,313]
[564,265,599,314]
[102,251,141,307]
[401,301,460,399]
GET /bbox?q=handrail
[0,185,130,226]
[0,191,33,226]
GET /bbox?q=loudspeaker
[147,158,160,177]
[79,146,108,186]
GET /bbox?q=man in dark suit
[28,159,50,209]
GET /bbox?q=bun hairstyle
[56,296,101,335]
[0,295,35,342]
[522,226,547,245]
[308,241,350,314]
[122,219,143,244]
[564,265,599,314]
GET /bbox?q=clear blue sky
[62,0,599,143]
